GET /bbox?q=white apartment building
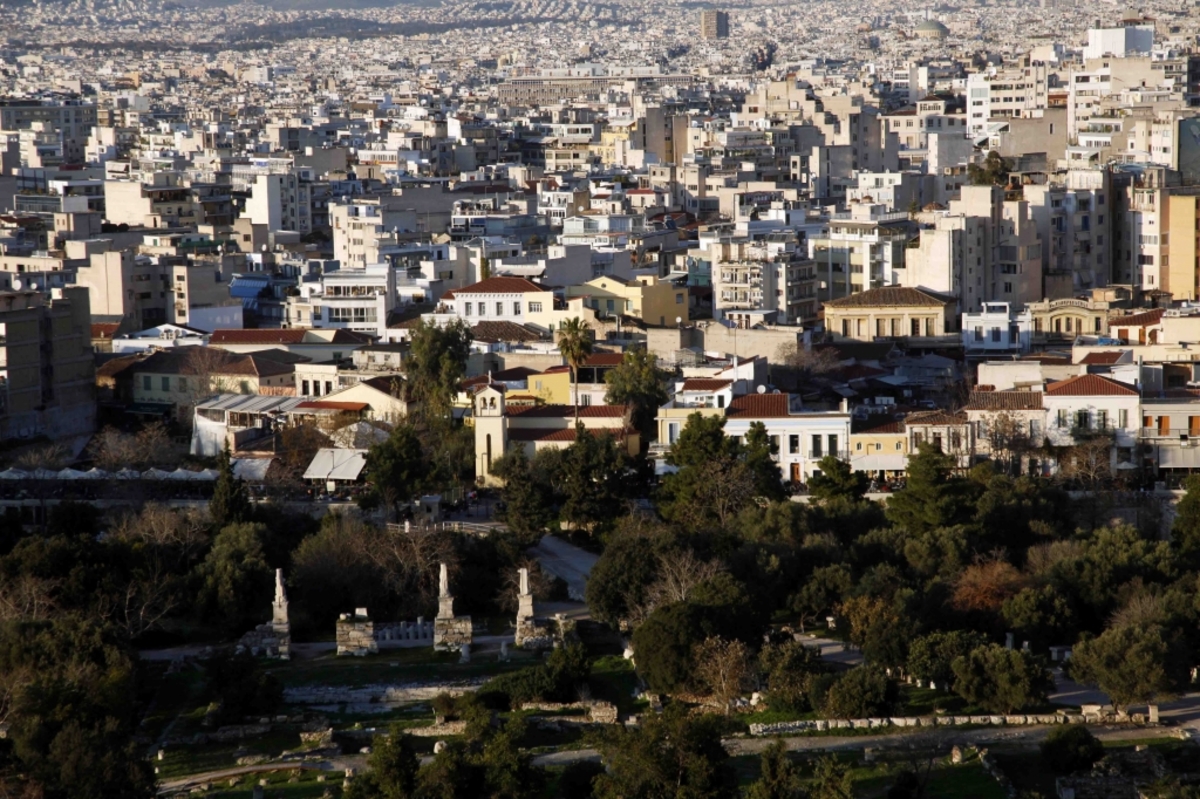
[287,264,396,338]
[331,198,420,268]
[966,62,1052,135]
[807,203,910,302]
[1024,170,1111,295]
[442,276,556,328]
[1042,373,1140,451]
[244,172,312,235]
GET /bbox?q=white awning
[303,449,368,482]
[232,459,272,481]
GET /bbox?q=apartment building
[0,287,94,441]
[286,264,395,338]
[709,232,817,325]
[0,98,97,164]
[330,197,420,268]
[807,203,911,302]
[966,61,1053,135]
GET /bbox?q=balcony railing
[1140,427,1200,440]
[808,449,851,460]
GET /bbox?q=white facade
[962,302,1034,353]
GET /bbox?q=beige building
[564,275,688,327]
[1027,297,1110,340]
[0,288,95,441]
[823,286,955,341]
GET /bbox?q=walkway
[529,535,599,601]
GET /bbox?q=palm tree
[557,317,594,424]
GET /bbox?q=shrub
[1041,725,1104,775]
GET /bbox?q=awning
[126,402,174,416]
[303,448,368,482]
[232,458,273,481]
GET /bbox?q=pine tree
[210,447,249,530]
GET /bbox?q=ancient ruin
[514,567,574,649]
[433,562,473,653]
[236,568,292,659]
[336,608,379,657]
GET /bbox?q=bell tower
[473,384,508,485]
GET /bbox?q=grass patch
[156,731,302,781]
[739,708,818,726]
[192,767,330,797]
[587,655,643,716]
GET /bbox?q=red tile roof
[853,419,904,434]
[1080,351,1125,365]
[91,323,120,339]
[295,401,369,412]
[962,390,1044,411]
[681,378,733,391]
[727,393,793,418]
[1109,309,1164,328]
[507,426,634,443]
[824,286,951,308]
[1045,374,1138,396]
[584,352,625,367]
[905,410,969,426]
[451,277,550,295]
[507,404,629,418]
[210,329,307,344]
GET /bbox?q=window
[811,435,822,458]
[1057,409,1068,427]
[514,302,521,315]
[496,302,504,315]
[827,435,838,456]
[974,326,983,341]
[161,377,170,391]
[951,432,962,450]
[143,375,151,391]
[856,442,863,451]
[932,433,943,450]
[676,294,684,304]
[302,380,310,395]
[1097,410,1108,430]
[913,432,924,446]
[178,377,187,392]
[789,434,799,454]
[529,302,542,313]
[1075,410,1089,429]
[911,319,920,336]
[464,302,472,316]
[1119,409,1128,429]
[991,327,1001,342]
[896,442,902,450]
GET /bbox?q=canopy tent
[80,468,109,479]
[142,468,174,480]
[115,469,141,480]
[303,449,368,482]
[329,421,389,450]
[232,458,273,482]
[167,468,203,480]
[196,469,220,481]
[0,469,29,480]
[56,468,88,480]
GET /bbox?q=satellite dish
[675,316,682,325]
[28,281,37,291]
[11,278,21,290]
[756,385,766,394]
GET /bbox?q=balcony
[1140,427,1200,441]
[808,450,851,460]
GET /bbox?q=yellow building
[848,418,908,476]
[130,348,295,421]
[1026,297,1109,339]
[1168,194,1200,301]
[564,275,688,327]
[527,352,627,407]
[823,286,955,341]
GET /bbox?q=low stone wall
[336,614,378,657]
[433,617,472,651]
[749,712,1104,736]
[283,680,486,707]
[518,701,620,724]
[406,721,468,738]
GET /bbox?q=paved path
[158,761,340,794]
[529,535,599,601]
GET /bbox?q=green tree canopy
[194,522,273,632]
[604,346,669,445]
[405,319,473,423]
[951,644,1054,714]
[592,702,736,799]
[1040,725,1104,775]
[745,740,806,799]
[363,423,428,521]
[885,443,976,534]
[809,454,869,504]
[1069,624,1192,711]
[210,446,250,530]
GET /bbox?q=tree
[556,317,594,425]
[808,455,869,504]
[951,644,1054,714]
[980,411,1033,475]
[968,150,1011,187]
[604,346,668,445]
[345,725,420,799]
[209,447,250,530]
[592,702,737,799]
[1171,474,1200,569]
[490,446,553,545]
[907,630,989,688]
[659,413,768,528]
[745,741,805,799]
[692,636,750,714]
[0,616,155,799]
[558,428,631,536]
[743,422,786,501]
[789,564,853,633]
[885,443,975,534]
[1001,586,1076,653]
[822,666,897,719]
[585,531,660,627]
[405,319,473,424]
[363,423,427,522]
[631,602,707,693]
[951,559,1027,615]
[759,639,826,712]
[810,756,854,799]
[1069,624,1191,712]
[1040,725,1104,775]
[195,522,273,632]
